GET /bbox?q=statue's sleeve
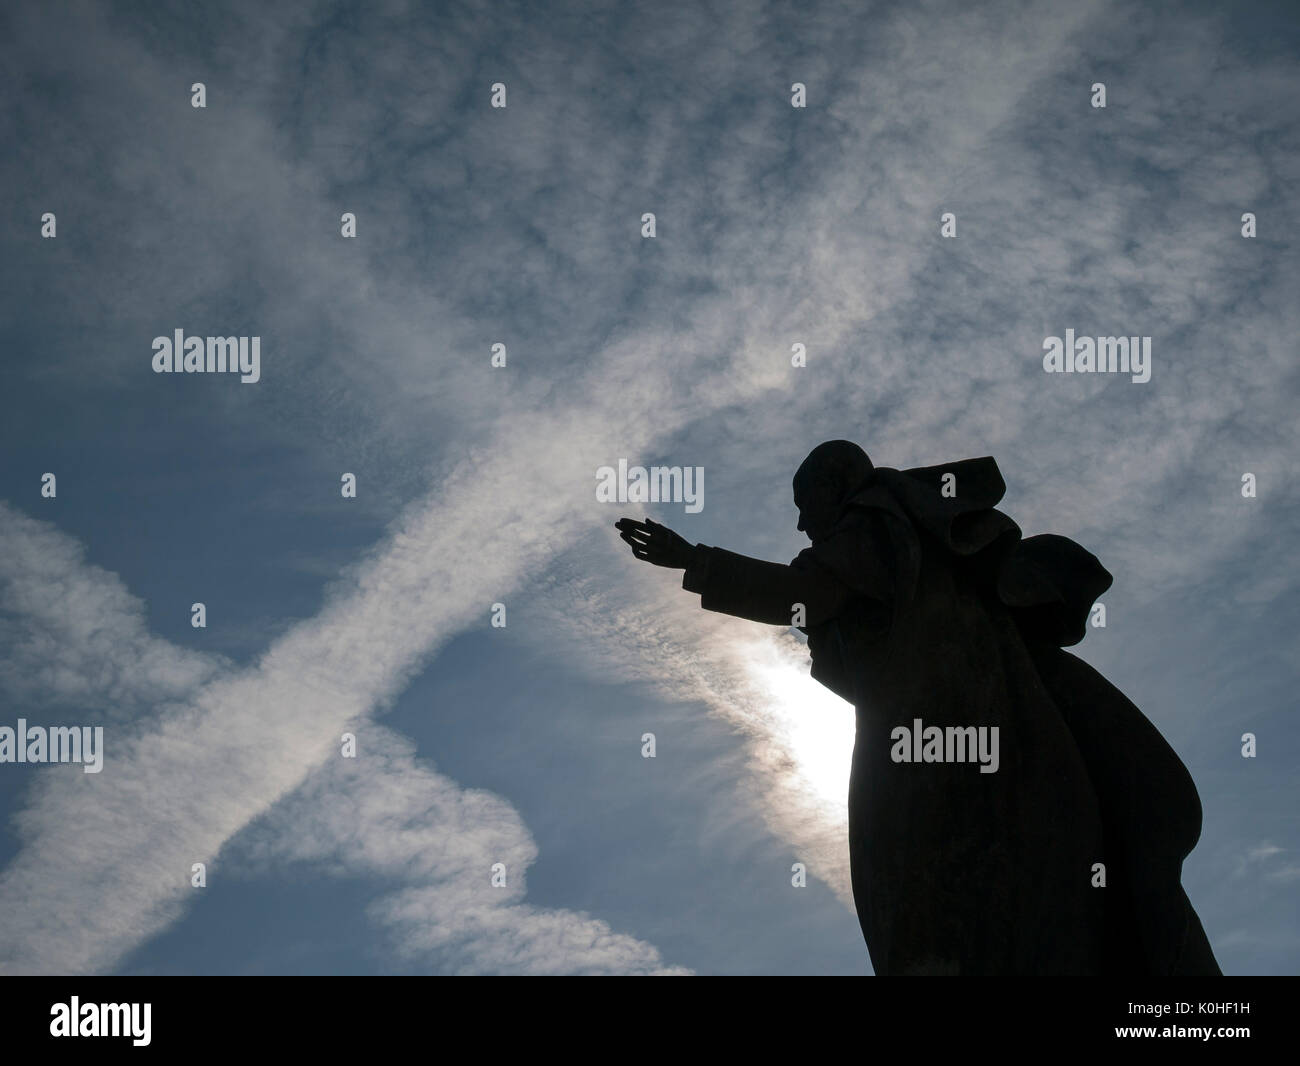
[681,517,895,627]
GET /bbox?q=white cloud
[234,725,689,974]
[0,503,225,719]
[0,494,685,974]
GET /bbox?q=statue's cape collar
[839,457,1113,647]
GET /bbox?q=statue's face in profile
[793,441,873,544]
[795,478,840,544]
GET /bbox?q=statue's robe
[682,457,1220,975]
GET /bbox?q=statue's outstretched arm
[616,515,894,629]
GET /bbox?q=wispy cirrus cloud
[233,724,689,974]
[0,500,685,974]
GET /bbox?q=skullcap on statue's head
[793,440,875,509]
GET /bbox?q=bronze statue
[617,440,1220,975]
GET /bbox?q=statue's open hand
[615,517,696,569]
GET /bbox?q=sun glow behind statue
[736,632,855,826]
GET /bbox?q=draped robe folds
[681,456,1221,976]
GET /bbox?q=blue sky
[0,0,1296,975]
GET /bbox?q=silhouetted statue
[617,441,1220,976]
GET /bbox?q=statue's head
[793,440,874,543]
